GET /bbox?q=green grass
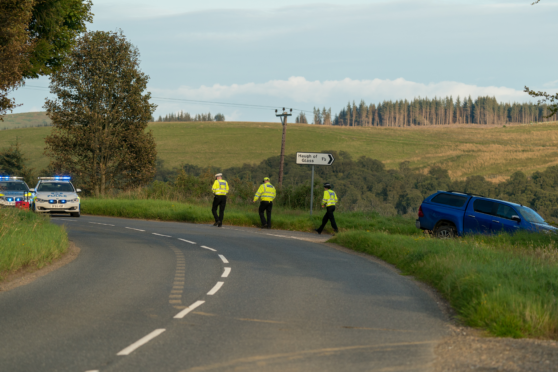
[1,112,51,130]
[4,115,558,180]
[81,198,417,235]
[332,231,558,339]
[0,208,68,279]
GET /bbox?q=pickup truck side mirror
[511,215,521,223]
[76,189,82,193]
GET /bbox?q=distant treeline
[0,120,52,131]
[156,111,225,122]
[322,96,558,127]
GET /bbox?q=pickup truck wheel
[434,224,456,239]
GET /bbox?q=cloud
[152,76,530,106]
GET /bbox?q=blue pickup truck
[416,191,557,238]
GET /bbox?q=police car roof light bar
[0,176,23,180]
[38,176,71,180]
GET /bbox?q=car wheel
[434,224,455,239]
[71,207,80,218]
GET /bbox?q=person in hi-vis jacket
[211,173,229,227]
[315,183,338,234]
[253,177,276,229]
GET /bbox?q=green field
[2,112,558,181]
[0,112,51,130]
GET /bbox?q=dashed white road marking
[126,227,145,232]
[117,329,166,356]
[85,370,99,372]
[88,222,114,226]
[201,245,217,252]
[222,267,231,278]
[207,281,224,295]
[218,254,229,264]
[174,300,205,319]
[178,238,196,244]
[152,233,172,237]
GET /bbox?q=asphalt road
[0,215,448,372]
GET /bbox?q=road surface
[0,215,448,371]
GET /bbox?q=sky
[11,0,558,121]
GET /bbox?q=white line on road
[201,245,216,251]
[152,233,172,237]
[173,300,205,319]
[85,370,99,372]
[222,267,231,277]
[218,254,229,263]
[178,238,196,244]
[117,329,166,356]
[207,281,224,295]
[126,227,145,232]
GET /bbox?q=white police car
[31,177,81,217]
[0,176,32,207]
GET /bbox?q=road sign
[295,152,335,216]
[296,152,335,166]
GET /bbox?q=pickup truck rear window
[474,199,495,215]
[431,193,467,207]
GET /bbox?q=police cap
[323,183,332,189]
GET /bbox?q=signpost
[296,152,335,215]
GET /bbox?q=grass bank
[332,231,558,339]
[81,198,418,235]
[0,208,68,279]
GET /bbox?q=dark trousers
[258,201,273,227]
[212,195,227,222]
[317,206,338,233]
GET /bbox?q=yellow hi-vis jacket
[212,180,229,195]
[253,183,276,202]
[322,189,338,207]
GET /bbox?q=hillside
[0,112,51,130]
[2,119,558,181]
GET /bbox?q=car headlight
[36,198,47,202]
[68,198,79,202]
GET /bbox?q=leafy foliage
[44,30,157,196]
[0,0,92,119]
[0,140,34,184]
[0,0,34,118]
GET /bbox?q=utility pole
[275,108,292,188]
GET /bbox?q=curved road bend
[0,215,448,372]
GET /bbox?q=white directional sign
[296,152,335,166]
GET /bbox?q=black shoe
[315,229,321,235]
[334,229,339,233]
[218,221,222,227]
[267,225,271,229]
[213,221,218,226]
[261,224,267,229]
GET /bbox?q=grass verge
[0,208,68,280]
[331,231,558,339]
[81,198,418,235]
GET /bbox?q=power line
[21,84,313,113]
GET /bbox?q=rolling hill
[1,112,558,181]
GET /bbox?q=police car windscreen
[431,193,467,207]
[37,182,74,192]
[0,182,28,191]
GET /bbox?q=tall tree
[44,30,157,196]
[0,0,34,119]
[0,0,92,119]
